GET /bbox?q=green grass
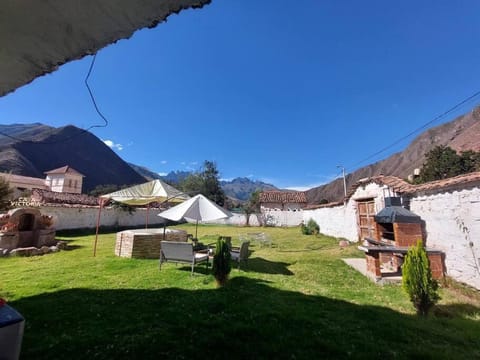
[1,224,479,359]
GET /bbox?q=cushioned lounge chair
[160,241,209,275]
[230,241,250,270]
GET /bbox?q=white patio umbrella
[158,194,232,238]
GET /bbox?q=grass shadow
[241,257,294,275]
[433,303,480,319]
[11,277,480,359]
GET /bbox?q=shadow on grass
[241,257,294,275]
[434,303,480,319]
[11,278,480,360]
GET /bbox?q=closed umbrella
[158,194,232,239]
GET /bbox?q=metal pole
[337,165,347,197]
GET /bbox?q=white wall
[299,183,480,290]
[304,203,358,241]
[410,188,480,290]
[40,206,168,230]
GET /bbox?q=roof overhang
[0,0,211,97]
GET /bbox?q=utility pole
[337,165,347,198]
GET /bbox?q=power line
[345,90,480,172]
[0,54,108,144]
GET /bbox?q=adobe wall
[409,187,480,290]
[299,183,480,290]
[38,206,168,230]
[304,204,358,241]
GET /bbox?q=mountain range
[0,105,479,203]
[0,124,276,201]
[129,164,276,201]
[306,105,480,203]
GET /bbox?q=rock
[40,246,51,254]
[2,249,8,256]
[56,241,68,250]
[339,240,350,248]
[10,247,38,257]
[49,246,59,253]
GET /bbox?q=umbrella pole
[146,203,149,229]
[94,199,104,257]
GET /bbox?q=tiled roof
[347,171,480,200]
[44,165,85,177]
[308,172,480,208]
[0,173,47,189]
[260,191,307,203]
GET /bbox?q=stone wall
[115,229,187,259]
[36,205,167,230]
[409,187,480,290]
[300,183,480,289]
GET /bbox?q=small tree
[242,189,261,226]
[402,240,440,316]
[0,177,13,211]
[301,218,320,235]
[212,238,231,287]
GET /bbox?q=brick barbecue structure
[359,197,444,282]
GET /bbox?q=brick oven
[359,198,444,282]
[0,208,56,251]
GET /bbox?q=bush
[402,240,440,316]
[212,238,231,287]
[301,218,320,235]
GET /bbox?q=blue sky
[1,1,480,190]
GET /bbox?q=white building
[44,166,84,194]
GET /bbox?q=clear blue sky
[1,1,480,190]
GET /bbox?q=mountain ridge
[1,106,479,202]
[306,106,480,203]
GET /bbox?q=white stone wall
[39,206,167,230]
[410,188,480,290]
[304,203,358,241]
[262,209,304,227]
[299,183,480,290]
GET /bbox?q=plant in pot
[212,238,231,287]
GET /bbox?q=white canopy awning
[100,179,189,206]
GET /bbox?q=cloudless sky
[1,1,480,190]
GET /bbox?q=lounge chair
[160,241,209,275]
[230,241,250,270]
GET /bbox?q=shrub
[301,218,320,235]
[212,238,231,287]
[402,240,440,316]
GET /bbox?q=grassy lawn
[1,224,479,359]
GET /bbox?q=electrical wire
[0,54,108,144]
[344,90,480,172]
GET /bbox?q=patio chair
[159,241,209,275]
[230,241,250,270]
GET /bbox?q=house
[0,173,49,198]
[44,166,84,194]
[259,191,308,211]
[0,165,85,196]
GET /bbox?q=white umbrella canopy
[100,179,189,205]
[93,180,189,256]
[158,194,232,238]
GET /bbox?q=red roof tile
[44,165,84,177]
[260,191,307,203]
